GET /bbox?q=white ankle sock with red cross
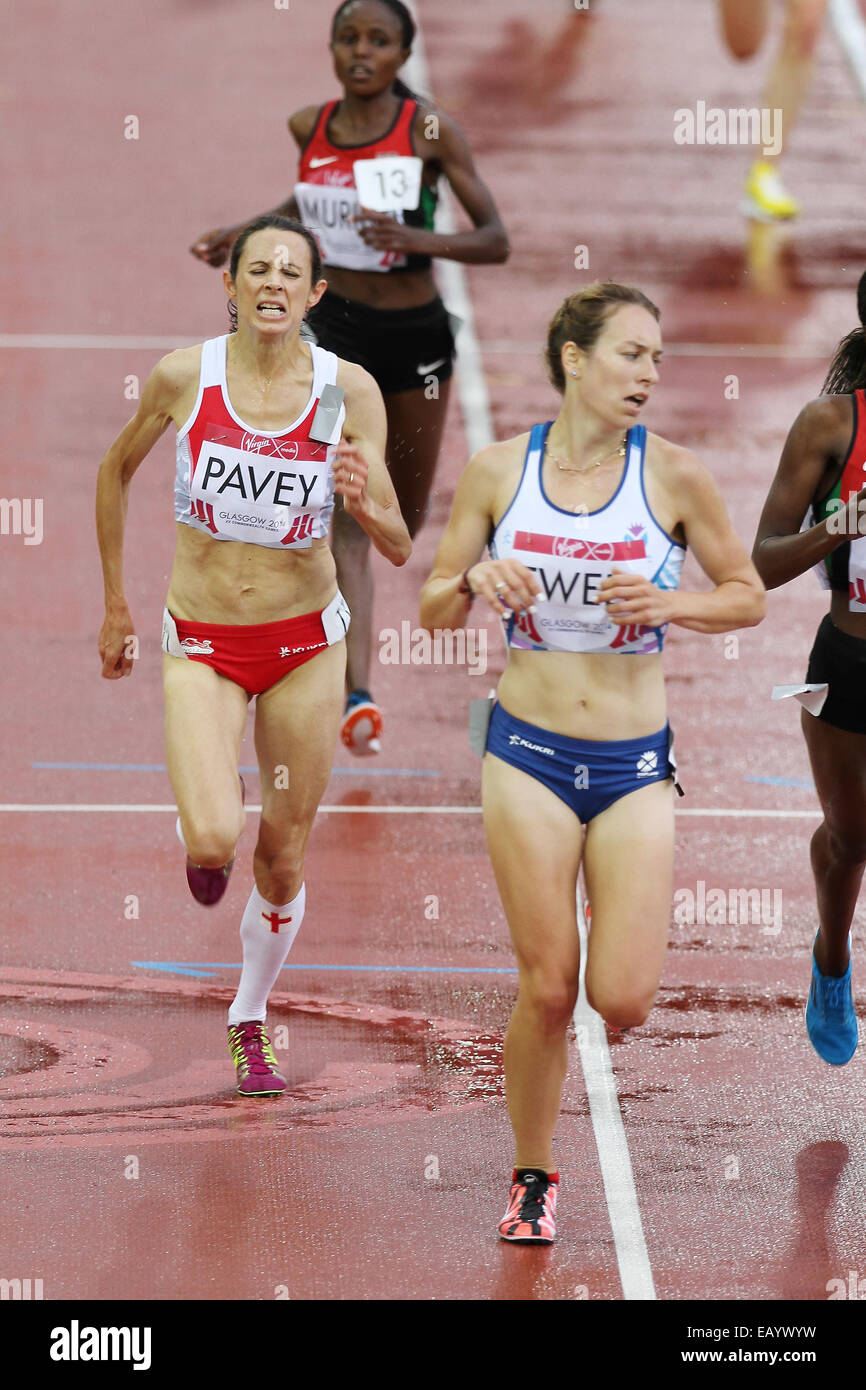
[227,883,305,1026]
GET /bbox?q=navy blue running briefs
[484,701,679,824]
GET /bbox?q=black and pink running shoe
[498,1168,558,1244]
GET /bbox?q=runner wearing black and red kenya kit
[421,284,765,1242]
[191,0,509,758]
[753,270,866,1071]
[96,218,410,1096]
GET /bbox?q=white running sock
[227,883,305,1026]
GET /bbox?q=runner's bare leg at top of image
[96,218,410,1095]
[188,0,509,756]
[717,0,831,220]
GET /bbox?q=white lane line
[402,1,494,457]
[0,804,818,815]
[482,340,834,359]
[678,806,817,811]
[676,808,819,818]
[830,0,866,100]
[0,335,834,361]
[0,335,200,350]
[574,893,656,1301]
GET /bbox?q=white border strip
[574,893,656,1300]
[830,0,866,100]
[402,1,494,456]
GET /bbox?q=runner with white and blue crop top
[421,282,766,1243]
[96,217,410,1097]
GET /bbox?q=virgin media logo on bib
[514,532,647,561]
[240,433,299,460]
[205,423,324,463]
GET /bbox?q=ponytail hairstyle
[545,281,661,394]
[226,215,323,333]
[330,0,425,103]
[822,270,866,395]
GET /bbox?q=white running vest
[489,422,685,654]
[174,336,343,550]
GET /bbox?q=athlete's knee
[520,973,580,1034]
[817,819,866,868]
[585,980,653,1030]
[725,30,762,61]
[719,0,766,60]
[254,836,307,901]
[604,998,652,1030]
[183,815,240,868]
[259,866,304,904]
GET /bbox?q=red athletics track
[2,0,866,1310]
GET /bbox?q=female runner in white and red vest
[421,283,765,1243]
[96,217,411,1097]
[190,0,509,758]
[753,270,866,1071]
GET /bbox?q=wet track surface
[3,0,866,1303]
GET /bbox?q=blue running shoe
[805,935,858,1066]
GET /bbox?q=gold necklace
[547,434,628,475]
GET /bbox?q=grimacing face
[226,230,325,334]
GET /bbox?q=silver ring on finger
[495,581,507,592]
[349,472,354,483]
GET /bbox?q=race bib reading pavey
[189,424,328,548]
